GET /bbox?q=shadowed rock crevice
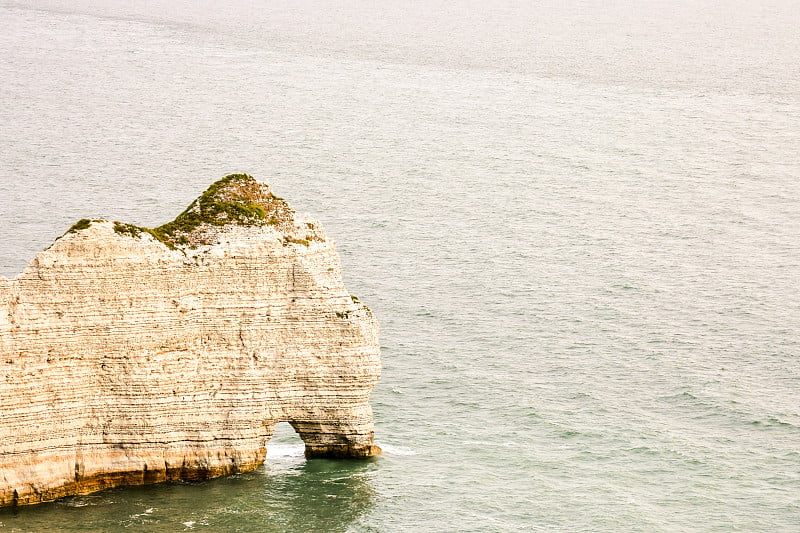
[0,175,381,507]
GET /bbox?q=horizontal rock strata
[0,175,381,506]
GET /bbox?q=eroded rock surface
[0,175,381,506]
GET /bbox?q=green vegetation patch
[66,218,103,234]
[112,221,179,248]
[68,219,93,233]
[103,174,297,250]
[112,222,143,239]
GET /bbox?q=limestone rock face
[0,175,381,507]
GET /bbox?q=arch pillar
[287,406,381,458]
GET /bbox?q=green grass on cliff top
[69,174,292,250]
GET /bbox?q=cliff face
[0,175,381,507]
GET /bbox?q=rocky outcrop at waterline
[0,174,381,507]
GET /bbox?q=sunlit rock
[0,175,381,507]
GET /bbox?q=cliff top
[66,174,324,250]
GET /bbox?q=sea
[0,1,798,531]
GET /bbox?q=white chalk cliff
[0,175,381,506]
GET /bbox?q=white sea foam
[377,443,417,456]
[266,443,305,459]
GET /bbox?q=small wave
[61,499,91,508]
[378,443,417,456]
[661,391,699,402]
[57,493,117,508]
[129,507,156,520]
[266,443,305,458]
[463,440,520,449]
[749,417,798,429]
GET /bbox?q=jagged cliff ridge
[0,174,381,507]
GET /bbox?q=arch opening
[265,421,306,465]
